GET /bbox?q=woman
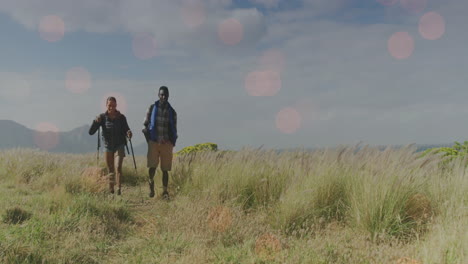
[89,96,132,195]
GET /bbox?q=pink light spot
[181,0,206,29]
[218,18,243,46]
[66,67,91,94]
[34,122,60,150]
[101,92,128,114]
[388,32,414,60]
[132,33,157,60]
[419,12,445,40]
[400,0,427,14]
[276,107,302,134]
[245,70,281,96]
[39,15,65,42]
[377,0,398,6]
[259,49,285,73]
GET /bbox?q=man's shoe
[117,189,121,195]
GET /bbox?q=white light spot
[276,107,302,134]
[419,12,445,40]
[388,32,414,60]
[218,18,243,46]
[39,15,65,42]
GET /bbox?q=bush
[177,142,218,155]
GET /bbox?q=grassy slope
[0,146,466,264]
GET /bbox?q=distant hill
[0,120,454,155]
[0,120,148,155]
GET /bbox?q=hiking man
[89,96,132,195]
[142,86,178,199]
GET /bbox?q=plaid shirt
[143,102,177,143]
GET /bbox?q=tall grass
[0,146,466,263]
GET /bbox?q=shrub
[177,142,218,155]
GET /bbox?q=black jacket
[89,111,130,149]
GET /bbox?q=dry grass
[0,146,466,263]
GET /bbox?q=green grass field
[0,146,466,263]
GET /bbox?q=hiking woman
[89,96,132,195]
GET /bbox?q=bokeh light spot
[377,0,398,6]
[34,122,60,150]
[245,70,281,96]
[218,18,243,46]
[39,15,65,42]
[255,233,282,260]
[400,0,427,14]
[388,32,414,60]
[207,206,233,232]
[66,67,91,94]
[132,33,157,60]
[101,92,128,114]
[419,12,445,40]
[275,107,302,134]
[181,0,206,29]
[259,49,285,73]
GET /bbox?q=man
[142,86,178,199]
[89,96,132,195]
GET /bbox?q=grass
[0,146,466,263]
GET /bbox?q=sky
[0,0,467,151]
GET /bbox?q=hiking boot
[149,181,155,198]
[117,188,121,195]
[162,191,169,200]
[109,183,115,194]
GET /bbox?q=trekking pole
[129,138,143,203]
[97,128,100,166]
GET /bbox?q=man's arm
[142,105,153,142]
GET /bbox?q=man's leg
[147,140,160,198]
[162,170,169,198]
[160,143,173,199]
[148,167,156,197]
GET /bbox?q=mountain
[0,120,455,155]
[0,120,149,155]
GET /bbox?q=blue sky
[0,0,467,151]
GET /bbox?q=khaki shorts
[147,141,173,171]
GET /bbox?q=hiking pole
[97,128,100,167]
[129,138,143,203]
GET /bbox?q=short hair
[159,86,169,96]
[106,96,117,103]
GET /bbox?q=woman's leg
[115,155,124,194]
[106,151,116,193]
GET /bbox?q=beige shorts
[147,141,173,171]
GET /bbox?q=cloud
[0,0,266,51]
[1,0,468,149]
[250,0,280,8]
